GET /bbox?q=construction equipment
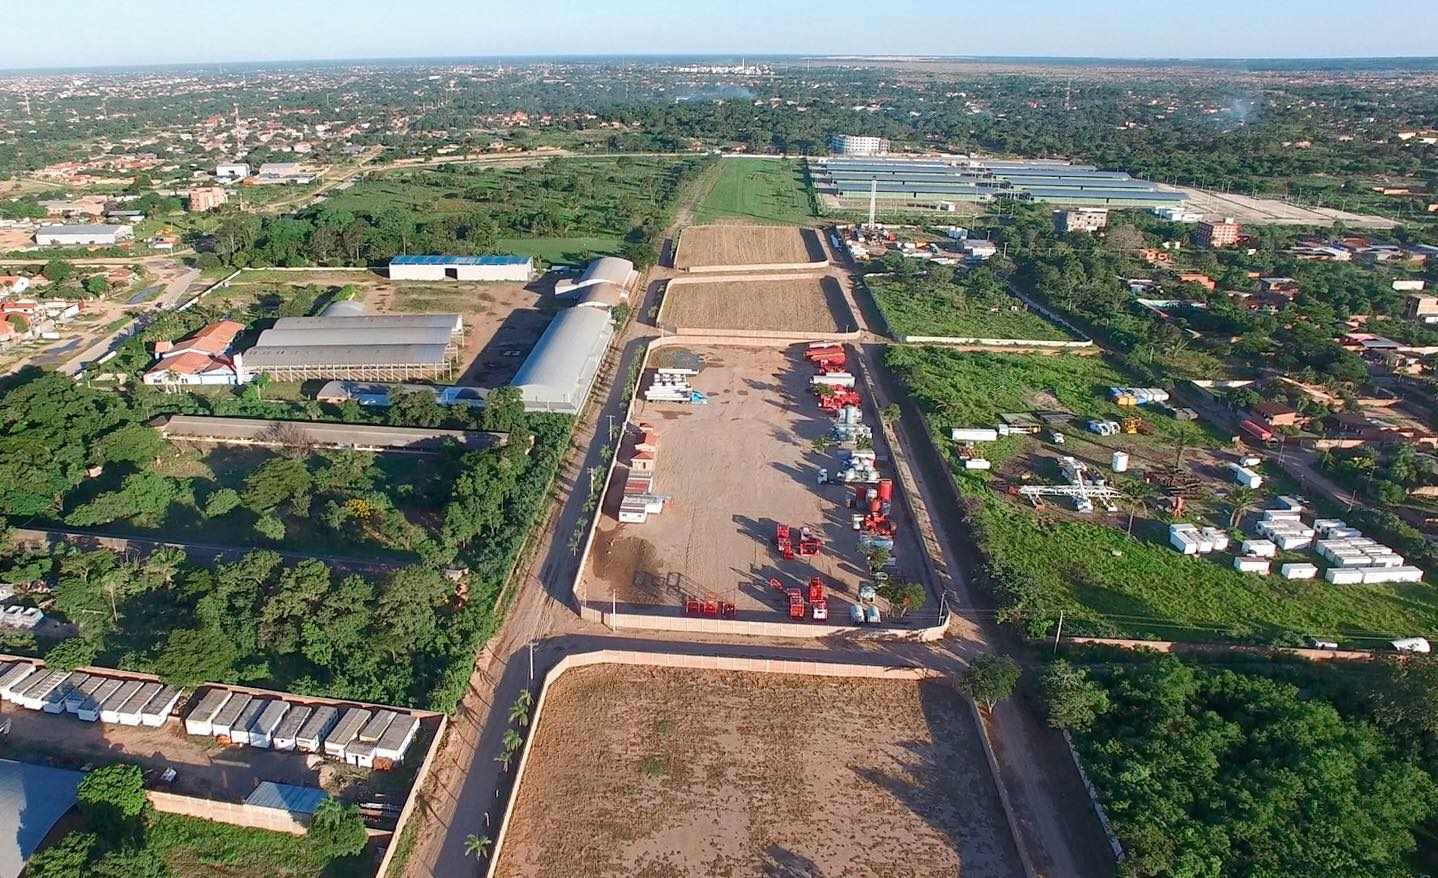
[787,589,806,620]
[819,388,862,412]
[1017,483,1120,511]
[769,577,785,594]
[807,577,825,604]
[1120,417,1143,434]
[797,527,821,557]
[775,524,794,560]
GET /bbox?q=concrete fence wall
[147,789,309,835]
[373,714,449,878]
[583,604,949,641]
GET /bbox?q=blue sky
[7,0,1437,69]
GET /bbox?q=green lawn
[691,157,816,225]
[866,270,1074,341]
[495,235,622,265]
[147,812,367,878]
[885,346,1438,645]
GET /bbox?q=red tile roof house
[141,320,250,387]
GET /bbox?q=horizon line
[5,51,1438,76]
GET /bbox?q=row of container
[1256,509,1316,551]
[0,606,44,630]
[1109,386,1170,406]
[184,688,419,769]
[0,662,179,726]
[1169,523,1231,555]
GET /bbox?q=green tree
[958,654,1020,712]
[387,388,447,428]
[1039,660,1110,732]
[43,257,73,284]
[66,472,178,528]
[153,626,241,686]
[75,763,148,839]
[90,845,171,878]
[83,274,109,296]
[90,423,166,466]
[202,487,241,518]
[465,833,493,861]
[25,832,99,877]
[877,581,926,618]
[307,798,368,859]
[481,385,526,434]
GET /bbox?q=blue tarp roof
[244,781,330,815]
[389,254,530,266]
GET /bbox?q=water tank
[1111,451,1129,473]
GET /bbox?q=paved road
[404,192,1113,877]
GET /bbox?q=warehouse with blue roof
[389,254,534,282]
[813,156,1186,209]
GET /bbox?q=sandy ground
[1170,186,1400,229]
[660,276,854,333]
[365,276,559,387]
[494,664,1024,878]
[584,345,925,623]
[675,225,826,270]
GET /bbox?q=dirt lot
[0,699,432,808]
[365,276,559,386]
[675,224,826,270]
[660,276,855,334]
[584,345,925,623]
[1173,186,1399,229]
[494,664,1023,878]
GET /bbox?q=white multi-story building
[829,134,890,156]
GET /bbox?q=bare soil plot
[1174,186,1399,229]
[494,664,1024,878]
[675,224,826,270]
[584,345,925,623]
[661,276,854,334]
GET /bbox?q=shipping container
[228,698,268,746]
[1279,563,1318,580]
[950,428,999,443]
[117,683,162,726]
[140,686,181,727]
[1233,556,1271,574]
[19,671,71,711]
[185,689,233,736]
[81,679,122,722]
[1324,567,1365,584]
[325,708,371,758]
[374,714,420,767]
[273,704,312,751]
[40,673,76,714]
[210,692,253,739]
[247,700,289,749]
[56,673,90,714]
[67,676,103,715]
[98,680,142,724]
[296,705,339,753]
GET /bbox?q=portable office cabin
[52,673,89,714]
[346,710,397,767]
[272,704,311,751]
[140,686,180,727]
[374,714,420,767]
[296,705,338,753]
[0,662,35,701]
[40,673,76,714]
[99,680,142,723]
[324,708,371,759]
[229,699,268,746]
[185,689,232,736]
[81,679,122,722]
[247,700,289,749]
[210,692,253,740]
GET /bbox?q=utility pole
[1052,609,1064,653]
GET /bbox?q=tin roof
[245,781,330,816]
[390,254,531,266]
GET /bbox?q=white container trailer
[247,700,289,749]
[1170,525,1199,555]
[210,692,253,741]
[1279,563,1318,580]
[1227,463,1262,489]
[40,675,75,714]
[1270,532,1313,552]
[0,663,37,702]
[185,689,233,736]
[811,372,855,388]
[1200,528,1230,552]
[1275,495,1304,512]
[1240,539,1277,558]
[81,679,122,722]
[374,714,420,767]
[140,686,181,727]
[99,680,142,724]
[296,705,339,753]
[1234,556,1271,574]
[346,710,397,768]
[19,671,71,711]
[50,674,89,714]
[272,704,311,751]
[951,428,999,443]
[1392,637,1431,653]
[324,708,371,759]
[117,683,161,726]
[1325,567,1365,584]
[66,676,103,715]
[229,698,268,746]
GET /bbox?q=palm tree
[465,834,492,861]
[1227,486,1258,528]
[1116,479,1158,537]
[508,695,531,728]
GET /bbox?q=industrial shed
[389,254,534,282]
[556,256,638,296]
[243,343,455,382]
[253,326,458,349]
[270,314,463,334]
[511,306,615,413]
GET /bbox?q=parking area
[583,344,927,625]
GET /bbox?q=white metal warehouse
[555,256,638,296]
[389,254,534,282]
[511,306,615,413]
[244,312,464,381]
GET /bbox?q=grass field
[148,812,367,877]
[661,276,852,333]
[885,346,1438,645]
[495,235,622,264]
[691,157,817,225]
[866,271,1074,341]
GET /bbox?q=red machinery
[819,389,862,412]
[775,524,794,560]
[787,589,806,619]
[807,576,825,603]
[769,577,786,594]
[797,527,821,557]
[862,513,896,537]
[804,344,845,365]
